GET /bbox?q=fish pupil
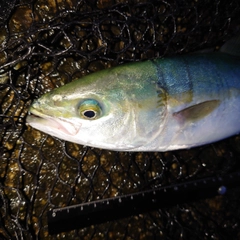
[83,110,96,119]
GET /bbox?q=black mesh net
[1,0,240,239]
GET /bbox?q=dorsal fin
[220,35,240,57]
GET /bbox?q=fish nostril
[52,95,62,102]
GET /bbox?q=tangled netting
[1,0,240,239]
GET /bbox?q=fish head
[27,62,167,151]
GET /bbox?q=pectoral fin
[173,100,220,123]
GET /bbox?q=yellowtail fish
[26,36,240,151]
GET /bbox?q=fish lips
[26,110,81,136]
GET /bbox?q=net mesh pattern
[1,0,240,239]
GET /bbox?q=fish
[26,36,240,152]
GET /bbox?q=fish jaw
[26,108,81,137]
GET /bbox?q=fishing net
[1,0,240,239]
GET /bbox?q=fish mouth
[26,109,81,136]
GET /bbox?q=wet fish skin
[27,38,240,151]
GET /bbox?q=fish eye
[82,109,97,119]
[78,99,102,120]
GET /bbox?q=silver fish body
[27,38,240,151]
